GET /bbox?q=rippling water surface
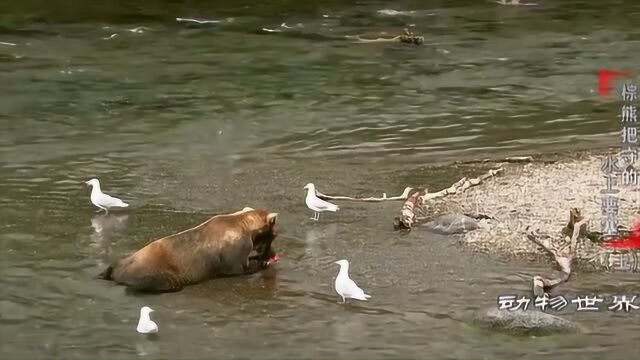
[1,0,639,359]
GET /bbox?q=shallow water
[1,0,639,359]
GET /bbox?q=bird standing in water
[334,259,371,304]
[85,178,129,214]
[136,306,158,334]
[303,183,339,221]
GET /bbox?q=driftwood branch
[420,168,503,202]
[453,156,534,165]
[392,167,503,230]
[345,28,425,45]
[315,187,415,202]
[393,190,424,230]
[317,167,503,207]
[527,215,588,296]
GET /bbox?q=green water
[1,0,638,359]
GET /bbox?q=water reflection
[256,267,281,292]
[333,314,366,345]
[135,337,160,357]
[304,224,337,261]
[305,224,338,244]
[91,214,128,234]
[90,214,128,249]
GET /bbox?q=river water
[1,0,639,359]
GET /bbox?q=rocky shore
[318,148,638,273]
[439,149,639,271]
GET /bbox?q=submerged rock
[420,214,479,235]
[474,307,580,336]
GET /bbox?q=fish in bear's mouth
[266,254,280,266]
[248,246,280,267]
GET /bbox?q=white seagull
[334,259,371,304]
[136,306,158,334]
[303,183,339,221]
[85,178,129,214]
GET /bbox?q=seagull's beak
[85,181,90,186]
[334,261,339,264]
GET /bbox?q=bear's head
[247,210,280,268]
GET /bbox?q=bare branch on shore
[527,216,588,296]
[315,186,416,202]
[316,167,503,206]
[453,156,534,165]
[393,190,426,231]
[453,155,561,165]
[391,168,503,230]
[420,168,504,202]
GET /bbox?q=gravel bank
[442,150,639,271]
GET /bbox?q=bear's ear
[267,212,278,226]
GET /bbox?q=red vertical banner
[604,219,640,249]
[598,69,636,97]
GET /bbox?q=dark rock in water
[420,214,479,235]
[474,308,580,336]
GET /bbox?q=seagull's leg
[339,296,345,304]
[315,211,320,221]
[104,207,109,215]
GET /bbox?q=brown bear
[98,207,280,292]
